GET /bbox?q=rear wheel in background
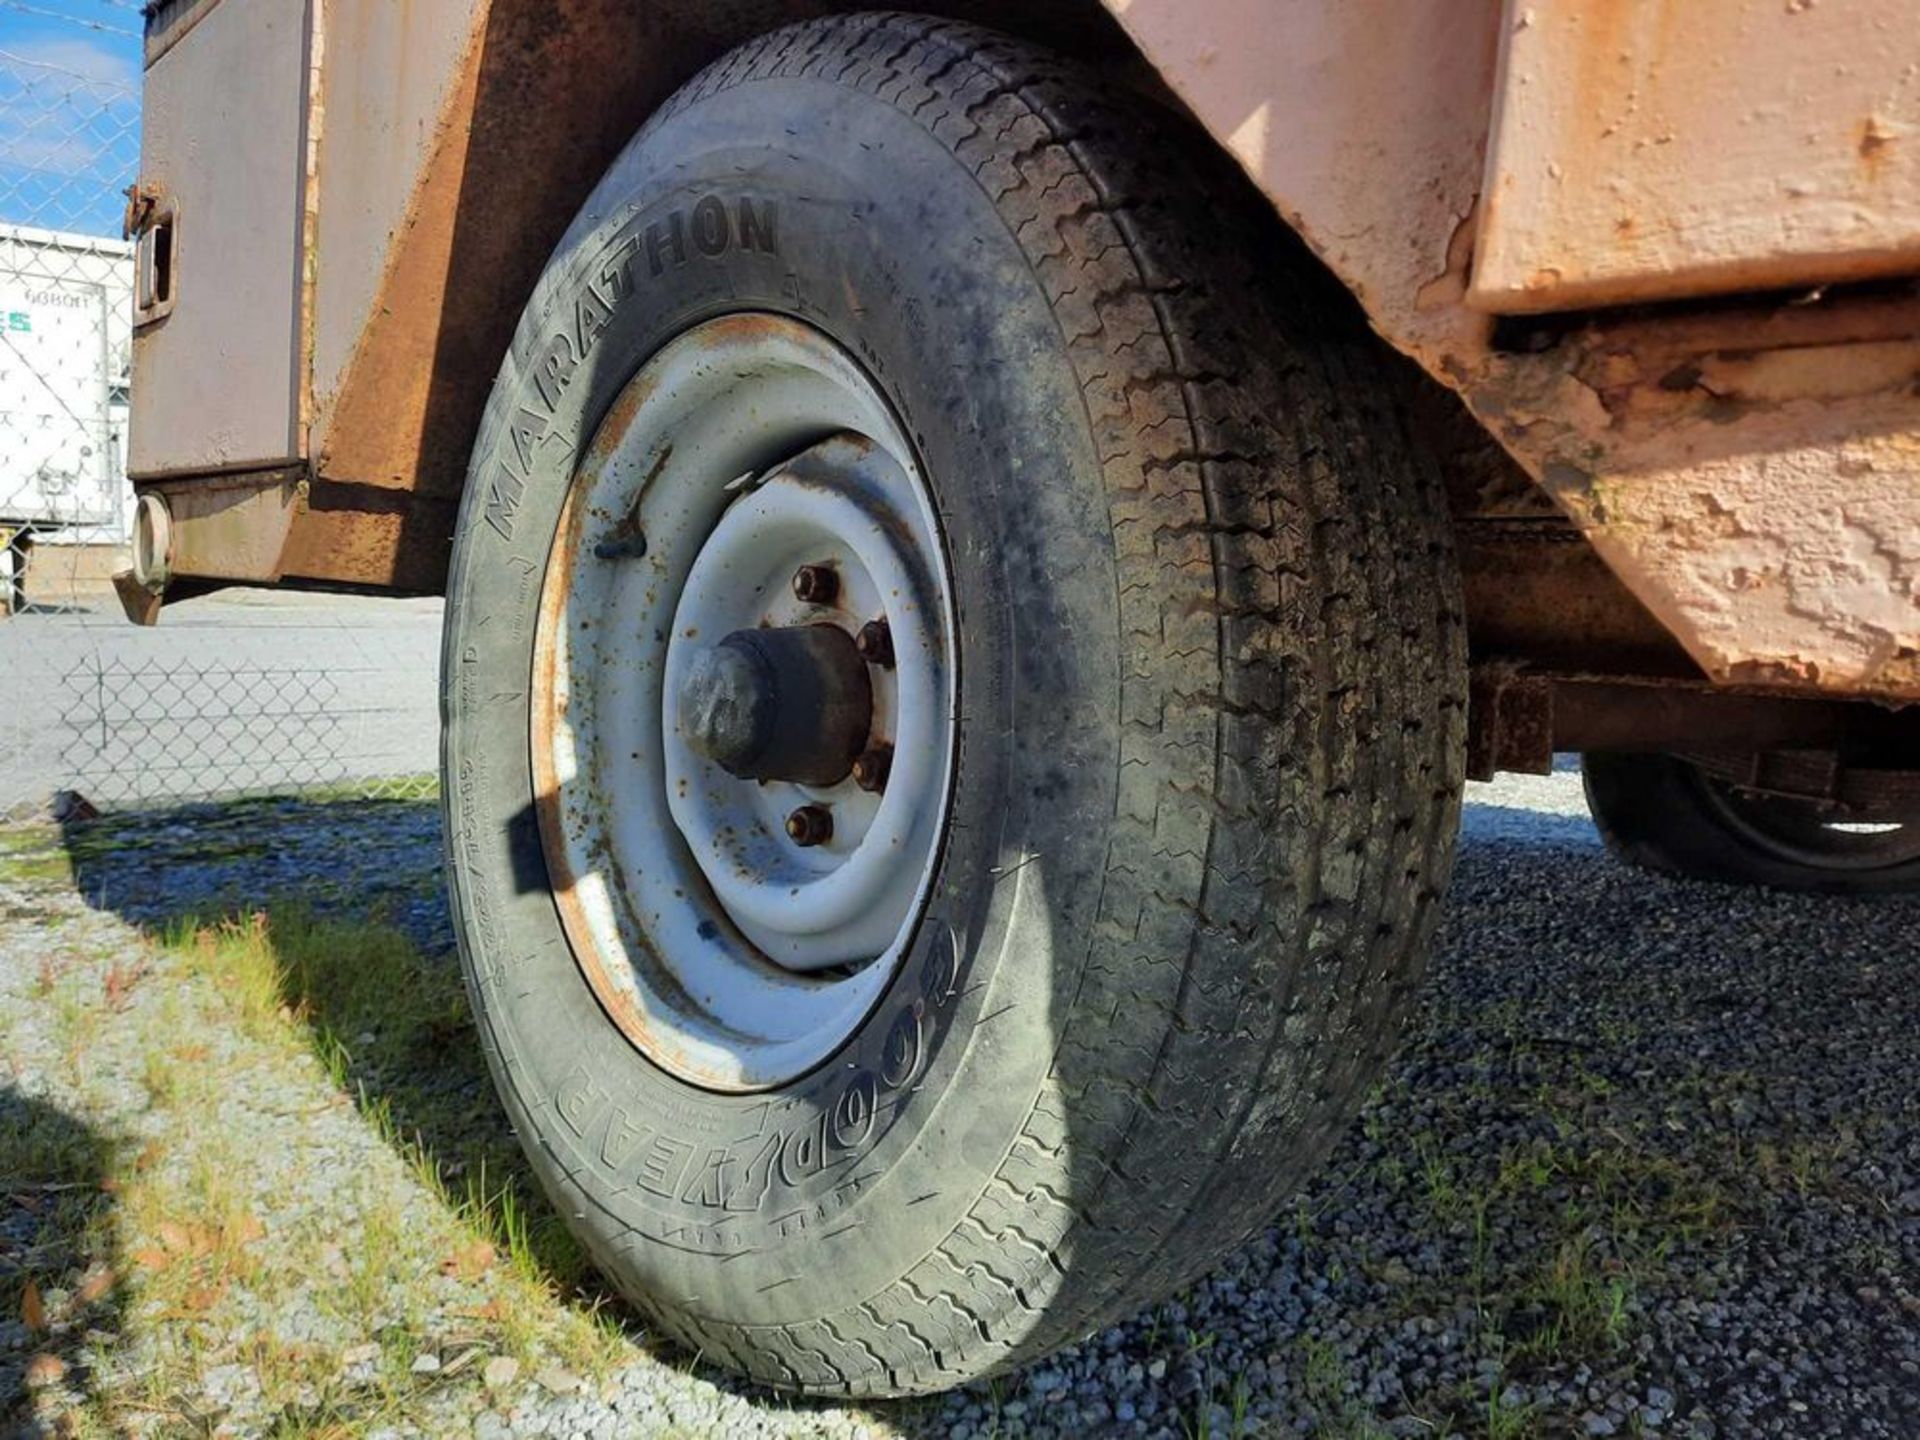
[441,14,1466,1396]
[1583,751,1920,893]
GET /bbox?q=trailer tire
[441,13,1465,1396]
[1583,752,1920,894]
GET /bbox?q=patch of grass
[162,911,307,1041]
[117,1131,276,1333]
[48,978,105,1081]
[163,907,629,1373]
[0,826,37,853]
[293,775,439,805]
[1176,1328,1257,1440]
[1357,1050,1749,1428]
[1509,1230,1633,1361]
[138,1046,182,1109]
[1748,1134,1852,1202]
[0,822,60,857]
[1294,1336,1393,1440]
[1480,1380,1537,1440]
[364,1177,421,1326]
[12,894,643,1435]
[1411,1135,1698,1368]
[1415,1134,1462,1219]
[0,847,74,887]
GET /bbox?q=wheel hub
[659,438,950,974]
[529,314,956,1091]
[676,623,873,786]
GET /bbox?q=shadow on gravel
[0,1089,128,1437]
[58,795,450,955]
[41,790,1920,1437]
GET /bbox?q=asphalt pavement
[0,587,442,815]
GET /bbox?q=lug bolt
[855,619,895,668]
[791,564,839,605]
[851,743,894,794]
[785,804,833,847]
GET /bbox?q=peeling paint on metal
[1470,0,1920,314]
[1105,0,1920,699]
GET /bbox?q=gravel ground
[3,767,1916,1438]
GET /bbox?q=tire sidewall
[442,77,1125,1319]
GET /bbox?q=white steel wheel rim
[531,315,957,1093]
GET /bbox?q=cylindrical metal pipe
[677,624,873,786]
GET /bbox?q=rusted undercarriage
[124,0,1920,769]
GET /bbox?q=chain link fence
[0,7,440,822]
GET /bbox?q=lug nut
[855,619,895,668]
[791,564,839,605]
[785,804,833,847]
[851,743,894,794]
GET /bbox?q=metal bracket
[130,189,179,327]
[1466,665,1555,781]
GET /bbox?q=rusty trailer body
[126,0,1920,715]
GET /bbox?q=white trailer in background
[0,225,134,611]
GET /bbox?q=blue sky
[0,0,142,237]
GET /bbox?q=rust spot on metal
[1470,0,1920,314]
[1460,518,1698,677]
[1556,292,1920,427]
[1415,201,1479,313]
[851,744,894,794]
[855,619,896,669]
[318,0,721,510]
[1466,664,1553,781]
[297,4,327,455]
[1472,666,1920,778]
[1444,275,1920,699]
[791,563,840,606]
[531,476,676,1071]
[530,462,773,1090]
[784,805,833,847]
[580,379,656,480]
[1858,114,1896,181]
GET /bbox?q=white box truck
[0,224,133,611]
